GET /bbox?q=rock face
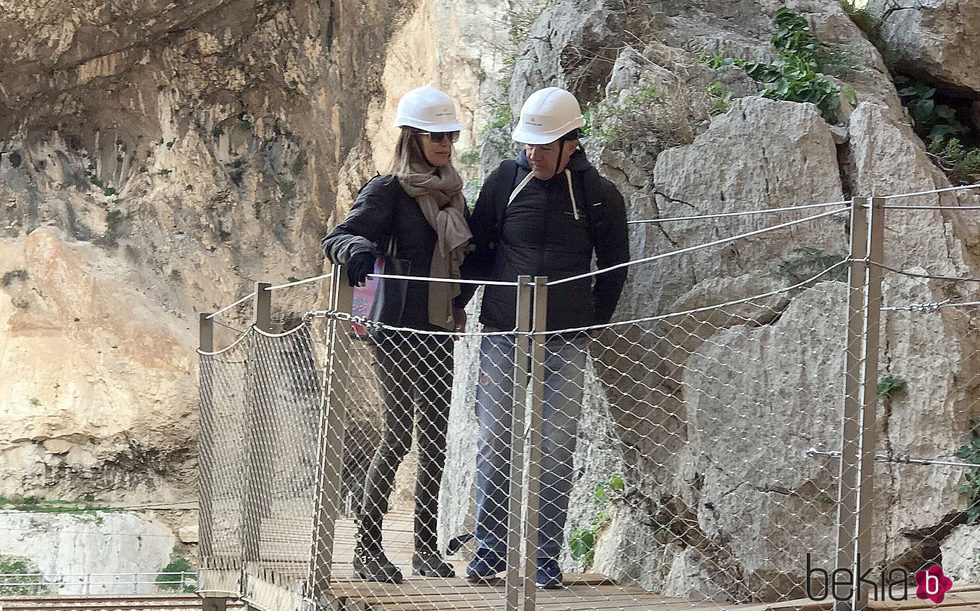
[0,0,410,502]
[863,0,980,95]
[440,0,980,602]
[0,227,197,500]
[0,511,177,594]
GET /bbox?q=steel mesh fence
[198,193,980,610]
[198,320,326,606]
[296,264,853,610]
[199,334,249,575]
[243,326,322,588]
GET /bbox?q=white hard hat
[393,86,465,132]
[511,87,585,145]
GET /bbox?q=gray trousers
[360,330,453,555]
[473,332,587,561]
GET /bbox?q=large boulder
[508,0,625,110]
[863,0,980,95]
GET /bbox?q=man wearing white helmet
[323,85,470,583]
[456,86,629,589]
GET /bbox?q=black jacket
[458,149,629,331]
[321,175,441,330]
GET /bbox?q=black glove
[347,251,376,287]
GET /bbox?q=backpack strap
[579,166,605,247]
[495,160,521,237]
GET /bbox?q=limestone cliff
[439,0,980,599]
[0,0,410,502]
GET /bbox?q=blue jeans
[473,332,587,562]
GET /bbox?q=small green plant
[957,421,980,523]
[708,82,734,115]
[569,474,624,568]
[505,0,554,47]
[895,77,980,184]
[1,495,117,515]
[705,8,841,122]
[280,179,296,201]
[480,104,520,160]
[156,547,194,592]
[458,149,480,166]
[103,186,117,197]
[0,555,49,595]
[930,138,980,185]
[86,172,104,189]
[586,82,705,150]
[877,375,907,397]
[29,398,41,407]
[1,269,28,286]
[897,81,969,146]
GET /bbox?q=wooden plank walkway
[255,511,980,610]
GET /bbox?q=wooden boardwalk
[247,511,980,610]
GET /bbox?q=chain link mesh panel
[199,334,249,575]
[297,270,850,610]
[244,325,323,587]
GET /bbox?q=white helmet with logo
[393,86,465,132]
[511,87,585,145]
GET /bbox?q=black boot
[353,523,403,583]
[412,550,455,578]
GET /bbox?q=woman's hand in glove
[347,252,376,287]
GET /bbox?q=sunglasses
[416,130,460,143]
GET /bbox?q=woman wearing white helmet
[321,85,470,583]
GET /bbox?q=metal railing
[196,185,980,611]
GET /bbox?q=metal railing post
[836,198,868,611]
[198,312,216,563]
[854,197,884,610]
[506,276,533,611]
[309,264,353,601]
[522,276,548,611]
[243,283,272,570]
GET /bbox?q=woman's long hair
[389,128,431,176]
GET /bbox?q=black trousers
[359,330,453,555]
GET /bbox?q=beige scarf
[396,162,472,330]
